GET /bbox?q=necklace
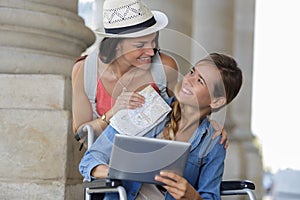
[111,68,137,91]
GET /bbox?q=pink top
[96,80,115,116]
[95,81,160,116]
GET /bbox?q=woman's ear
[210,97,226,110]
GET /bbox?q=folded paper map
[109,85,171,136]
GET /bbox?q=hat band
[104,16,156,35]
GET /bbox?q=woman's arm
[210,119,229,148]
[91,164,109,178]
[79,126,116,180]
[71,59,110,137]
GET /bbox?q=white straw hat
[94,0,168,38]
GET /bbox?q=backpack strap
[84,48,100,119]
[151,51,169,100]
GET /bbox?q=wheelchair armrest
[221,180,255,191]
[83,178,127,200]
[83,178,122,189]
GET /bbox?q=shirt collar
[188,117,210,151]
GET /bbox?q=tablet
[107,134,191,185]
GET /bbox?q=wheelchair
[77,125,257,200]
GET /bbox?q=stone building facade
[0,0,262,199]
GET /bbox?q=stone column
[192,0,262,199]
[229,1,263,199]
[0,0,95,199]
[84,0,104,55]
[93,0,104,30]
[144,0,194,78]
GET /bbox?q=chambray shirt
[79,99,226,200]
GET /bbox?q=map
[109,85,171,136]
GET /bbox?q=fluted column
[229,1,263,199]
[192,0,262,199]
[144,0,194,76]
[0,0,95,199]
[92,0,104,30]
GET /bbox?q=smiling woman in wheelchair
[79,52,243,200]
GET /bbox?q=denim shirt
[79,98,226,200]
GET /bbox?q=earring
[153,48,160,55]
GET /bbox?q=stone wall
[0,0,94,199]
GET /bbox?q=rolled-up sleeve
[79,126,117,181]
[79,151,104,181]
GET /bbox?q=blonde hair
[162,100,181,140]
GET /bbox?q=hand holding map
[109,85,171,136]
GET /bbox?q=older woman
[72,0,178,140]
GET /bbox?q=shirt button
[131,192,137,196]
